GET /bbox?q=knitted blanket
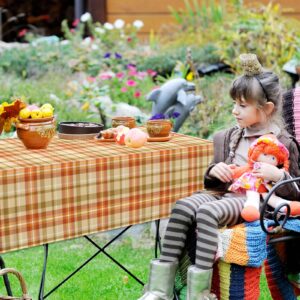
[219,221,267,267]
[175,218,300,298]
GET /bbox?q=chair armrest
[259,176,300,235]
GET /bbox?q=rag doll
[229,134,300,222]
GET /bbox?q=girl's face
[232,98,265,128]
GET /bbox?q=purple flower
[115,52,122,59]
[104,52,111,58]
[150,112,180,121]
[150,113,166,120]
[170,112,180,119]
[126,63,136,69]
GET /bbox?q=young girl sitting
[138,53,300,300]
[229,134,300,222]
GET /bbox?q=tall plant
[169,0,226,30]
[216,2,300,74]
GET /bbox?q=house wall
[104,0,300,38]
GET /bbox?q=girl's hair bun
[240,53,263,76]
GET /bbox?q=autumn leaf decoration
[0,99,26,134]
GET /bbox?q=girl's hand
[252,162,284,182]
[209,162,235,183]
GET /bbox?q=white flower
[95,27,105,34]
[49,94,60,103]
[114,19,125,29]
[60,40,70,45]
[104,22,114,30]
[80,12,91,22]
[81,37,92,46]
[133,20,144,29]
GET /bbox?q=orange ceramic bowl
[111,117,136,129]
[16,117,56,149]
[146,119,172,137]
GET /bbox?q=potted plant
[146,112,180,137]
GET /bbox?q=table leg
[154,219,162,258]
[0,255,13,296]
[38,244,48,300]
[38,225,144,298]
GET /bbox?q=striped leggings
[160,192,246,270]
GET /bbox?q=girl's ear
[263,102,275,116]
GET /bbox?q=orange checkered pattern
[0,134,213,253]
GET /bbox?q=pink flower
[126,80,137,87]
[147,69,157,77]
[127,65,137,76]
[18,29,28,37]
[116,72,124,79]
[137,71,147,79]
[127,37,132,43]
[121,87,128,92]
[99,72,113,80]
[134,91,141,98]
[72,19,80,27]
[87,76,96,82]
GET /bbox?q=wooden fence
[96,0,300,38]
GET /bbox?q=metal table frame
[36,220,162,299]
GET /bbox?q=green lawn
[0,226,290,300]
[0,232,153,300]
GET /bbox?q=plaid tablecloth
[0,134,213,253]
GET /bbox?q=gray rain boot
[187,266,216,300]
[138,259,178,300]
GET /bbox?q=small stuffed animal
[229,134,300,222]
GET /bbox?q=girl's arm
[204,129,234,191]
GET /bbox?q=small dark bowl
[58,122,104,134]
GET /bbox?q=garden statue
[165,84,202,132]
[146,78,202,131]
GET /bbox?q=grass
[0,223,283,300]
[0,228,154,300]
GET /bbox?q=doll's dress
[228,163,270,194]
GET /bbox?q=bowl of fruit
[16,103,56,149]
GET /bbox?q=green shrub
[180,72,235,139]
[162,0,300,75]
[138,44,220,77]
[0,42,74,78]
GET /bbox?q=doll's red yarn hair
[232,134,289,180]
[247,134,289,171]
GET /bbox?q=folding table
[0,134,213,298]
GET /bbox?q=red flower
[134,91,141,98]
